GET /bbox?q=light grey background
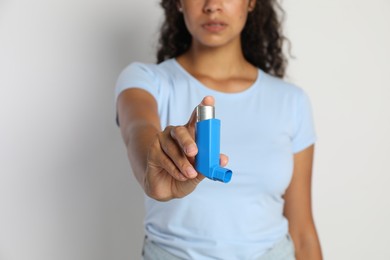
[0,0,389,259]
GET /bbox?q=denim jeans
[142,234,295,260]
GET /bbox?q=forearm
[122,121,160,190]
[284,145,323,259]
[117,89,162,190]
[293,232,323,260]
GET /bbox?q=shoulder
[118,59,178,81]
[115,59,190,112]
[118,61,158,81]
[257,71,314,118]
[260,70,306,98]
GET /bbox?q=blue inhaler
[195,105,232,183]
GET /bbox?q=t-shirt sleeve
[292,90,317,153]
[114,62,159,126]
[114,62,159,105]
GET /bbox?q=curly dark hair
[157,0,289,78]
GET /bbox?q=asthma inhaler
[195,105,232,183]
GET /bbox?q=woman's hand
[117,90,228,202]
[144,96,228,201]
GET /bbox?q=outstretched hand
[144,96,229,201]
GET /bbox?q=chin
[195,37,235,49]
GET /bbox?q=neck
[178,40,251,79]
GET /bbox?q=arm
[283,144,323,260]
[117,88,227,201]
[117,88,161,188]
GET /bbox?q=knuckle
[179,162,189,173]
[157,131,166,142]
[167,163,183,179]
[174,193,187,199]
[171,125,186,138]
[163,125,174,134]
[145,173,171,202]
[174,171,185,181]
[157,131,173,154]
[162,156,183,179]
[148,187,170,202]
[160,142,171,155]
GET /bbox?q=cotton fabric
[115,59,316,259]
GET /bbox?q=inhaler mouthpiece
[195,105,232,183]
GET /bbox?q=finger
[159,130,198,179]
[170,126,198,157]
[201,95,215,106]
[148,138,188,181]
[190,171,206,186]
[220,154,229,167]
[171,171,206,199]
[184,170,206,189]
[159,155,188,181]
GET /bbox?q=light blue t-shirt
[115,59,316,259]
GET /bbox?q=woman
[115,0,323,259]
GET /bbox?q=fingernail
[186,166,197,178]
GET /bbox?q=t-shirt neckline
[171,58,262,97]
